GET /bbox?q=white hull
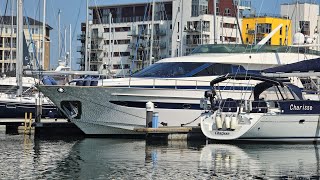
[39,86,210,135]
[201,112,320,142]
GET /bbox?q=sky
[0,0,318,70]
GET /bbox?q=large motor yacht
[37,44,320,135]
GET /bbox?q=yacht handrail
[126,77,256,89]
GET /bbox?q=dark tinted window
[193,63,233,76]
[132,62,206,78]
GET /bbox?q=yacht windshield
[132,62,259,78]
[191,44,320,55]
[132,62,206,78]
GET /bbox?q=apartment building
[0,16,52,73]
[78,0,250,77]
[242,15,292,45]
[281,2,319,43]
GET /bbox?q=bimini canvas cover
[263,58,320,73]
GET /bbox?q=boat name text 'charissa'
[289,104,313,111]
[215,131,230,135]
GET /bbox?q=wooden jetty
[134,126,206,141]
[0,115,84,137]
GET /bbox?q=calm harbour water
[1,129,320,179]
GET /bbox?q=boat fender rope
[181,114,202,127]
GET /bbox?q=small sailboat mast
[149,0,155,65]
[16,0,23,96]
[42,0,46,70]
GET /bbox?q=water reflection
[200,143,320,178]
[1,131,320,179]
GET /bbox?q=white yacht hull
[38,85,256,135]
[201,112,320,142]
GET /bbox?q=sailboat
[0,1,64,119]
[200,73,320,142]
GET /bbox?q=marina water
[1,128,320,179]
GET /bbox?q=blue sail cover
[263,58,320,73]
[23,32,31,66]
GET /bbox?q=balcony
[91,32,103,39]
[234,0,251,10]
[155,29,167,36]
[153,41,166,49]
[91,44,104,51]
[90,57,102,63]
[93,16,151,24]
[128,30,139,37]
[128,42,147,50]
[186,38,210,46]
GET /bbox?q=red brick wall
[208,0,237,17]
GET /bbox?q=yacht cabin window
[132,62,258,78]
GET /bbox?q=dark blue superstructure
[0,101,65,118]
[263,58,320,73]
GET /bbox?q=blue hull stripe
[116,85,254,91]
[110,101,201,110]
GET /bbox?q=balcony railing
[234,0,251,10]
[93,15,172,24]
[153,40,166,49]
[155,29,167,36]
[186,38,210,46]
[91,32,103,39]
[91,44,103,51]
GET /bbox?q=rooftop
[243,13,289,20]
[281,0,318,5]
[89,0,172,9]
[0,16,53,30]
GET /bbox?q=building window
[224,8,230,16]
[246,37,249,43]
[257,24,272,34]
[177,22,180,33]
[266,39,271,45]
[279,27,282,35]
[280,38,282,45]
[299,21,310,36]
[216,7,220,15]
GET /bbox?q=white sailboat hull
[201,113,320,141]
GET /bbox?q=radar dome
[306,37,313,44]
[293,33,305,45]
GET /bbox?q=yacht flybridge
[200,73,320,142]
[37,43,320,135]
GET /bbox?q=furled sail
[23,32,31,67]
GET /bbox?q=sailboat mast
[58,9,61,59]
[108,12,112,67]
[69,24,72,70]
[213,0,217,44]
[149,0,155,65]
[64,26,67,56]
[179,0,183,56]
[84,0,89,71]
[236,0,240,44]
[42,0,46,69]
[10,0,14,71]
[16,0,23,96]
